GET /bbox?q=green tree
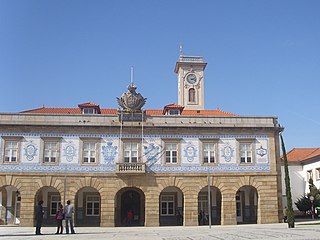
[295,195,311,215]
[280,133,295,228]
[294,179,320,217]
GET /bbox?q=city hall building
[0,54,283,227]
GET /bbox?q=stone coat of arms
[117,85,147,112]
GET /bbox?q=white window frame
[83,108,96,114]
[165,143,178,164]
[239,142,253,164]
[202,142,216,164]
[82,141,97,164]
[160,194,175,216]
[123,142,139,163]
[44,142,59,163]
[168,109,180,115]
[50,195,61,216]
[4,140,19,163]
[86,195,100,216]
[316,168,320,180]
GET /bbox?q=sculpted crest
[117,85,147,112]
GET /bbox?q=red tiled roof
[181,109,237,117]
[20,106,237,117]
[284,148,320,162]
[164,103,184,109]
[78,102,100,107]
[21,107,82,114]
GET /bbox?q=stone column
[0,189,8,225]
[183,191,198,226]
[5,187,13,224]
[100,187,115,227]
[221,191,237,225]
[19,188,36,227]
[144,189,159,227]
[258,182,279,224]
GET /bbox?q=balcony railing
[179,55,204,63]
[116,162,146,174]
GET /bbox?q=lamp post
[309,195,314,220]
[207,173,212,228]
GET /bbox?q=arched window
[189,88,196,102]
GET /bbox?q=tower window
[188,88,196,103]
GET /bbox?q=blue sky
[0,0,319,151]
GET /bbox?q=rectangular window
[123,142,138,163]
[198,194,209,214]
[240,143,252,163]
[50,195,61,216]
[83,108,95,114]
[165,143,178,163]
[316,168,320,180]
[160,195,175,216]
[203,143,215,163]
[44,142,58,163]
[307,170,313,181]
[4,141,18,162]
[86,195,100,216]
[83,142,96,163]
[168,109,180,115]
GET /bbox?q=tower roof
[174,55,207,73]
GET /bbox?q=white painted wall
[281,164,304,210]
[282,158,320,211]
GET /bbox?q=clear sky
[0,0,319,151]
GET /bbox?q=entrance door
[121,190,141,226]
[236,192,243,223]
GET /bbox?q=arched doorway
[236,186,258,224]
[115,187,145,227]
[75,187,101,227]
[34,186,61,226]
[0,185,21,225]
[159,186,183,226]
[198,186,221,225]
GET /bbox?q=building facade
[281,148,320,212]
[0,55,283,227]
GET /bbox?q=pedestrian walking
[64,200,75,234]
[35,200,44,235]
[55,203,64,234]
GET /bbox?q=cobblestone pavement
[0,222,320,240]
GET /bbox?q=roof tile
[284,148,320,162]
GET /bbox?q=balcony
[116,162,146,174]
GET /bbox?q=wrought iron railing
[116,162,146,173]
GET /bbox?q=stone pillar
[221,192,237,225]
[100,187,115,227]
[145,189,159,227]
[183,191,198,226]
[258,184,279,224]
[0,189,7,225]
[19,188,36,227]
[5,187,13,224]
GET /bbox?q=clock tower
[174,54,207,110]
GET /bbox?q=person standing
[64,200,75,234]
[35,200,44,235]
[55,203,64,234]
[127,210,133,225]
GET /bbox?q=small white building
[281,148,320,212]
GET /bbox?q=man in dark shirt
[35,200,44,235]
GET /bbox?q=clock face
[186,73,197,84]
